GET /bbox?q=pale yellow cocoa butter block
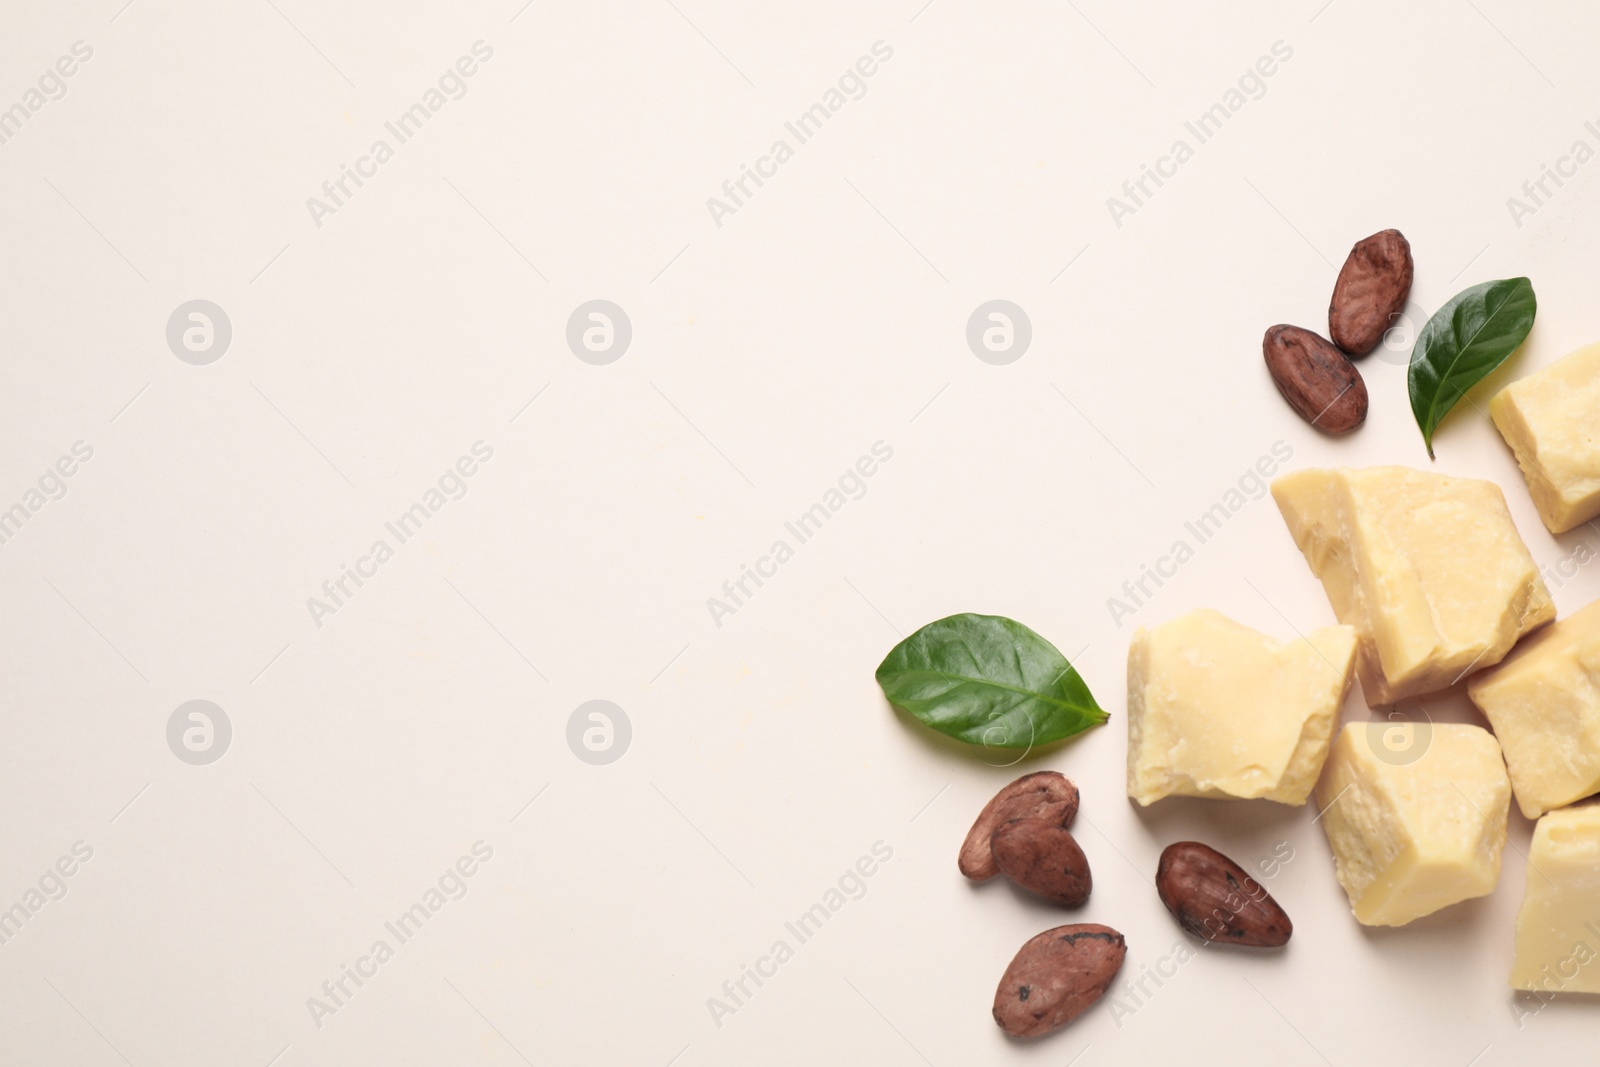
[1126,608,1356,806]
[1316,722,1511,926]
[1272,466,1553,704]
[1469,598,1600,818]
[1490,342,1600,534]
[1510,802,1600,994]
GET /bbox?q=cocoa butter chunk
[1263,325,1367,434]
[1329,228,1413,356]
[1470,599,1600,818]
[1317,722,1510,926]
[1272,466,1553,704]
[991,818,1091,906]
[958,772,1079,881]
[1125,609,1355,807]
[1510,804,1600,992]
[993,924,1126,1038]
[1155,841,1291,947]
[1488,341,1600,533]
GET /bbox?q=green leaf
[875,613,1107,750]
[1408,277,1536,458]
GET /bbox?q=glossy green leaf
[1408,277,1536,457]
[875,613,1107,749]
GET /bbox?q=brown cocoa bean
[958,771,1079,881]
[1329,228,1413,356]
[993,924,1126,1038]
[1155,841,1292,948]
[1264,324,1368,434]
[992,819,1091,906]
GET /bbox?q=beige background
[2,0,1598,1063]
